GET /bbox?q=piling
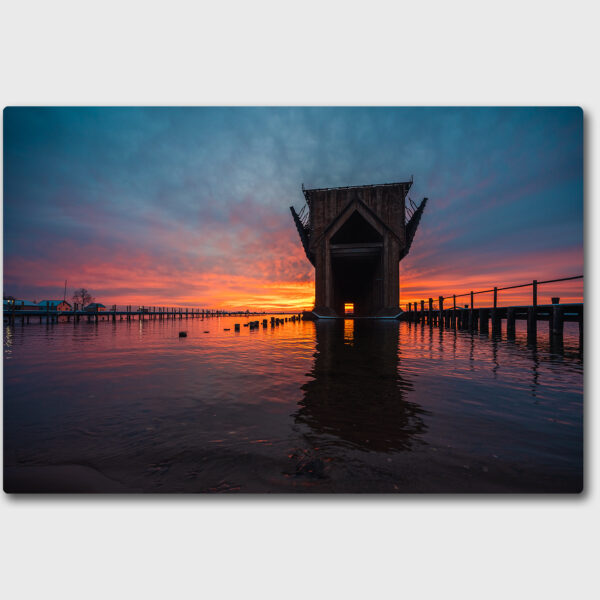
[551,304,564,339]
[491,287,501,336]
[527,280,538,343]
[451,295,457,328]
[506,307,516,338]
[479,308,489,333]
[468,292,474,330]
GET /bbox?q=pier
[3,306,273,325]
[403,275,583,348]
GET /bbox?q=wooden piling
[506,307,515,338]
[550,304,564,339]
[479,308,489,333]
[451,295,456,328]
[527,280,538,342]
[491,287,500,336]
[468,291,474,330]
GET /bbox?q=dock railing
[404,274,583,347]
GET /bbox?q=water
[3,315,583,493]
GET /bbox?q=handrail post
[428,298,433,325]
[438,296,444,328]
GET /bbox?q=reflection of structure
[291,181,427,318]
[295,320,427,452]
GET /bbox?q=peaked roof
[315,197,402,246]
[39,299,71,306]
[303,179,412,198]
[4,299,38,307]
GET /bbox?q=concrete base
[303,308,404,320]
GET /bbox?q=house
[38,300,72,311]
[4,299,39,311]
[85,303,106,312]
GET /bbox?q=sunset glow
[3,108,582,310]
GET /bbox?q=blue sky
[3,107,583,308]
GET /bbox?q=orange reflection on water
[344,319,354,345]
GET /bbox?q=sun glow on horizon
[3,108,582,312]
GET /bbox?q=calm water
[3,315,583,493]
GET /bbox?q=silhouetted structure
[291,181,427,318]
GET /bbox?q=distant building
[3,299,39,311]
[38,300,72,311]
[85,303,106,312]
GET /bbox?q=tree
[72,288,94,309]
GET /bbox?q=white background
[1,2,597,599]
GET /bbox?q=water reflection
[296,319,427,452]
[3,316,582,492]
[4,324,13,359]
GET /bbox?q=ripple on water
[3,316,582,492]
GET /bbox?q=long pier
[3,306,269,325]
[403,275,583,349]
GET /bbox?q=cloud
[3,107,583,309]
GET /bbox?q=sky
[3,107,583,310]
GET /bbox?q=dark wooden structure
[291,181,427,318]
[403,275,584,350]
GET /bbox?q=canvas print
[3,107,583,493]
